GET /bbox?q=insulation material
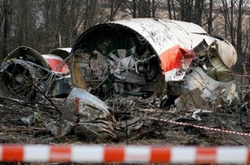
[69,56,88,89]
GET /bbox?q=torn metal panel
[212,36,237,68]
[43,47,71,74]
[160,45,196,81]
[42,54,70,74]
[60,87,118,138]
[69,55,88,89]
[174,88,211,112]
[2,46,51,70]
[186,67,238,105]
[199,40,235,82]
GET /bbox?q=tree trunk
[138,0,144,17]
[180,0,185,21]
[208,0,213,34]
[84,0,97,30]
[147,0,150,17]
[152,0,155,18]
[237,0,243,55]
[230,0,235,46]
[45,0,50,33]
[193,0,203,25]
[172,0,176,19]
[221,0,228,39]
[2,0,11,60]
[133,0,136,18]
[110,0,115,21]
[167,0,172,19]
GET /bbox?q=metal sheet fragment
[60,87,118,139]
[174,88,211,113]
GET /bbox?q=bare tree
[152,0,155,18]
[84,0,98,30]
[1,0,11,61]
[122,0,157,18]
[193,0,204,25]
[207,0,213,34]
[220,0,250,55]
[178,0,193,22]
[110,0,123,21]
[170,0,206,26]
[110,0,116,21]
[237,0,243,55]
[230,0,235,46]
[167,0,172,19]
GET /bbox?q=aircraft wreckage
[69,18,238,108]
[0,47,71,98]
[0,18,241,139]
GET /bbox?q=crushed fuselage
[69,18,239,111]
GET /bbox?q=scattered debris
[0,19,248,145]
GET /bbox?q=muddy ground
[1,79,250,165]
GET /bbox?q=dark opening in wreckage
[0,18,240,140]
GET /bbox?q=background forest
[0,0,250,71]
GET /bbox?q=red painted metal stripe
[74,97,80,113]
